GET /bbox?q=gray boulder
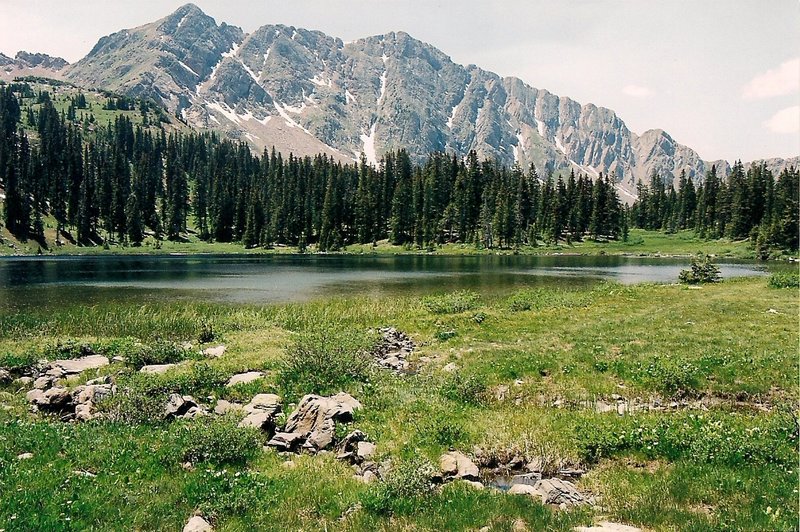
[266,431,304,451]
[164,394,204,420]
[268,393,361,453]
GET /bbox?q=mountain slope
[64,4,797,197]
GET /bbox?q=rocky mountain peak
[62,5,797,198]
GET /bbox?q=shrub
[642,358,701,397]
[362,457,437,515]
[101,363,227,424]
[177,417,261,466]
[440,373,487,405]
[679,255,721,284]
[422,291,479,314]
[0,348,39,374]
[768,271,799,289]
[278,322,375,399]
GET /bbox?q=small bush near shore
[768,271,799,288]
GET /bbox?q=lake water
[0,254,773,308]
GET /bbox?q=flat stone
[225,371,265,387]
[243,393,282,415]
[202,345,226,358]
[214,400,244,416]
[510,473,542,486]
[49,355,109,376]
[140,364,176,374]
[183,516,213,532]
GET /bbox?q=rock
[238,394,282,434]
[111,356,126,363]
[356,441,376,461]
[271,393,361,453]
[238,411,277,432]
[304,417,335,452]
[575,522,642,532]
[74,402,95,421]
[510,473,542,486]
[203,345,226,358]
[0,368,10,383]
[43,387,71,408]
[17,452,33,460]
[25,388,46,404]
[86,376,112,386]
[15,376,33,386]
[266,431,304,451]
[508,484,538,496]
[73,384,113,405]
[442,362,458,372]
[374,328,417,372]
[531,478,586,507]
[34,376,55,390]
[140,364,176,374]
[439,451,479,481]
[214,399,244,415]
[46,355,109,376]
[461,479,485,490]
[164,394,201,419]
[243,393,282,415]
[183,515,213,532]
[225,371,265,387]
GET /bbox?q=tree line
[0,84,797,253]
[631,164,799,255]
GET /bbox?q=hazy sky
[1,0,798,162]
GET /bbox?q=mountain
[63,4,796,197]
[0,51,69,80]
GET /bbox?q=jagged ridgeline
[0,81,630,250]
[61,3,798,201]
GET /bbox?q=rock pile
[267,392,361,453]
[373,327,416,372]
[26,374,115,421]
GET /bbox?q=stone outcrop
[164,394,207,420]
[183,515,213,532]
[267,392,361,453]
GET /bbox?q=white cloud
[622,84,654,98]
[742,58,799,100]
[763,105,800,134]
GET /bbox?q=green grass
[0,276,797,530]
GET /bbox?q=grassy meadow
[0,271,797,531]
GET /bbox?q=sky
[0,0,798,162]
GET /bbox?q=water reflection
[0,254,771,308]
